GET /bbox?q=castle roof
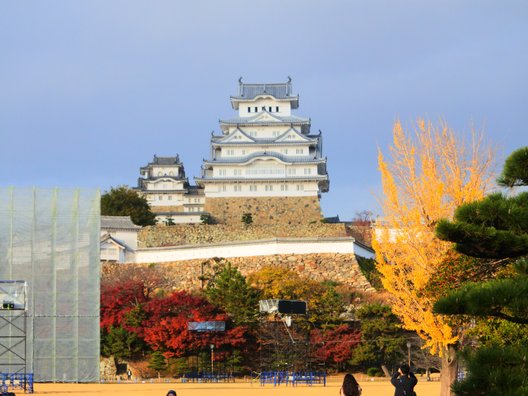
[211,127,318,145]
[101,216,141,230]
[140,155,182,170]
[203,151,326,165]
[219,112,310,127]
[230,78,299,109]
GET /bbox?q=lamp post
[210,344,215,375]
[406,341,411,368]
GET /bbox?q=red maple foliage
[141,291,249,358]
[311,324,361,364]
[100,279,148,330]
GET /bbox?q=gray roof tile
[101,216,141,230]
[233,80,292,100]
[220,113,309,125]
[204,151,326,165]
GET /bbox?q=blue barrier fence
[0,372,34,393]
[259,371,326,386]
[181,372,235,383]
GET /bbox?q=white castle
[136,78,329,224]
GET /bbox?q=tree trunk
[440,344,458,396]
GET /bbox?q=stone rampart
[150,205,184,213]
[204,196,322,225]
[102,252,374,292]
[138,223,347,248]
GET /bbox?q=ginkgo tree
[373,119,494,395]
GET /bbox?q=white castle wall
[129,237,373,263]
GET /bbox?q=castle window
[168,195,172,200]
[269,106,272,112]
[159,195,163,200]
[283,149,289,154]
[248,106,251,113]
[296,184,304,191]
[276,106,279,112]
[241,149,246,155]
[296,148,304,154]
[250,185,257,192]
[281,184,288,191]
[288,168,296,175]
[221,185,227,192]
[262,106,266,110]
[234,169,242,176]
[304,168,312,175]
[265,185,273,191]
[273,131,279,137]
[219,169,227,176]
[226,149,235,156]
[254,106,258,112]
[234,185,241,192]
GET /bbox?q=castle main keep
[135,79,329,224]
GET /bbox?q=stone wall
[138,223,347,248]
[150,205,184,213]
[102,252,374,292]
[204,196,322,225]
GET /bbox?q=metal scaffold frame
[0,280,33,392]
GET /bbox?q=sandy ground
[28,376,441,396]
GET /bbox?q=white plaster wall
[145,179,185,191]
[238,98,292,117]
[203,181,319,197]
[150,166,180,177]
[147,195,185,206]
[130,237,358,263]
[219,144,310,158]
[213,163,318,179]
[353,244,375,260]
[100,229,138,250]
[100,242,121,261]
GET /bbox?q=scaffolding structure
[258,300,325,386]
[0,188,100,382]
[0,280,33,392]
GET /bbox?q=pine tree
[434,146,528,395]
[350,303,406,372]
[148,350,167,378]
[204,262,260,327]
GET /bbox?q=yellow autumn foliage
[373,119,494,355]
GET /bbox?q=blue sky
[1,1,527,220]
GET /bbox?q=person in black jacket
[391,364,417,396]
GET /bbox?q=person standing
[391,364,417,396]
[340,373,362,396]
[126,368,132,381]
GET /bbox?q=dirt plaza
[31,376,441,396]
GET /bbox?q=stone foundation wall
[102,253,374,292]
[150,205,184,213]
[204,196,322,225]
[138,223,347,248]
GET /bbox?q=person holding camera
[391,364,417,396]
